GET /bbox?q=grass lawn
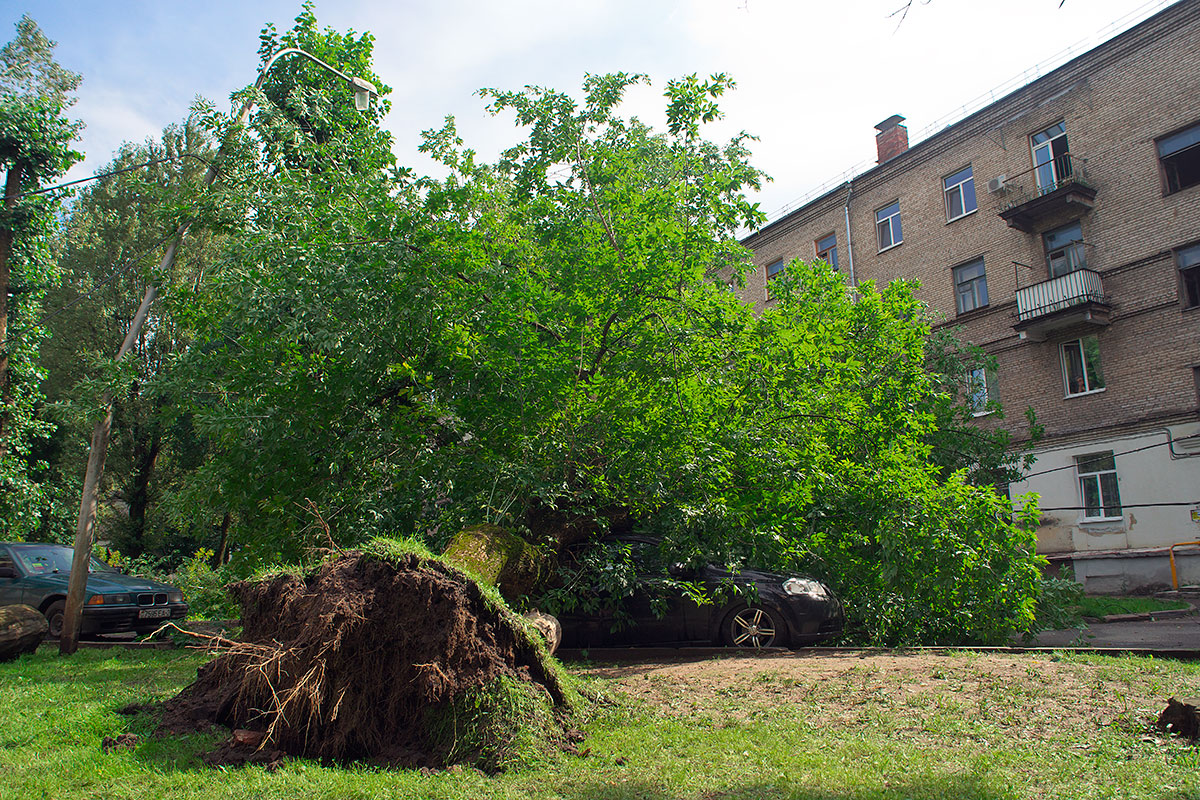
[1078,595,1191,619]
[3,645,1200,799]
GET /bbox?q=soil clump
[157,545,577,771]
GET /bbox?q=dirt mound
[158,545,577,770]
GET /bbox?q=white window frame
[875,201,903,252]
[1061,336,1105,397]
[1075,451,1122,521]
[1031,121,1070,193]
[943,165,978,222]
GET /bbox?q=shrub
[171,549,239,620]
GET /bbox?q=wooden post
[59,283,159,654]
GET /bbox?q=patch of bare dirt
[577,651,1180,741]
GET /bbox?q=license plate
[138,608,170,619]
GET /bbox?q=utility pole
[58,48,376,654]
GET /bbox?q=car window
[606,539,668,576]
[11,545,115,575]
[0,548,15,575]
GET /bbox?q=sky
[2,0,1178,223]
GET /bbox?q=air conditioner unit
[987,175,1008,194]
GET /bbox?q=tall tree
[0,15,81,535]
[41,117,217,556]
[168,61,1042,644]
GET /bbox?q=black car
[556,536,843,649]
[0,542,189,638]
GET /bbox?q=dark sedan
[556,536,843,649]
[0,542,188,638]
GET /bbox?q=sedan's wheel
[723,604,788,648]
[44,600,66,639]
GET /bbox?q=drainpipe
[843,180,856,287]
[1162,426,1200,459]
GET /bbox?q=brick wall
[741,0,1200,447]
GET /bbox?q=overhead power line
[6,153,216,201]
[1016,433,1200,481]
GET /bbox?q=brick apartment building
[740,0,1200,592]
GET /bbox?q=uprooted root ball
[157,545,579,771]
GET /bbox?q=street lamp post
[58,48,377,655]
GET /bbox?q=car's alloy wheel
[724,604,787,648]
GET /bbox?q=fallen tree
[157,539,579,771]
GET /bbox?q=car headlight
[782,578,829,599]
[168,591,184,603]
[87,593,132,605]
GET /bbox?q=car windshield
[12,545,115,575]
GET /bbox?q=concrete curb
[560,644,1200,661]
[1092,603,1196,623]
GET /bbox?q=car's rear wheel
[43,600,65,639]
[722,603,789,648]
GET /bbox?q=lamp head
[351,76,377,112]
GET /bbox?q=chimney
[875,115,909,163]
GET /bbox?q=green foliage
[56,7,1041,644]
[1031,575,1086,634]
[0,16,82,540]
[105,546,239,620]
[159,41,1044,643]
[0,15,81,107]
[253,2,392,174]
[922,325,1042,487]
[170,548,239,620]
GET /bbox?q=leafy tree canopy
[0,14,81,108]
[0,15,82,538]
[162,29,1042,644]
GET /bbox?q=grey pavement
[1032,614,1200,650]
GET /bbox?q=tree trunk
[0,604,48,662]
[0,163,24,458]
[126,426,162,555]
[215,511,232,566]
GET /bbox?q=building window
[1043,221,1086,278]
[815,233,838,269]
[1158,121,1200,194]
[966,366,998,414]
[1177,241,1200,308]
[876,201,902,251]
[1076,452,1122,520]
[1061,336,1105,396]
[1031,121,1071,193]
[765,259,784,299]
[953,258,988,314]
[943,166,977,221]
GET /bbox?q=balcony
[1014,268,1111,341]
[997,154,1097,233]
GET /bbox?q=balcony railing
[1016,268,1105,322]
[997,154,1097,233]
[1014,268,1111,340]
